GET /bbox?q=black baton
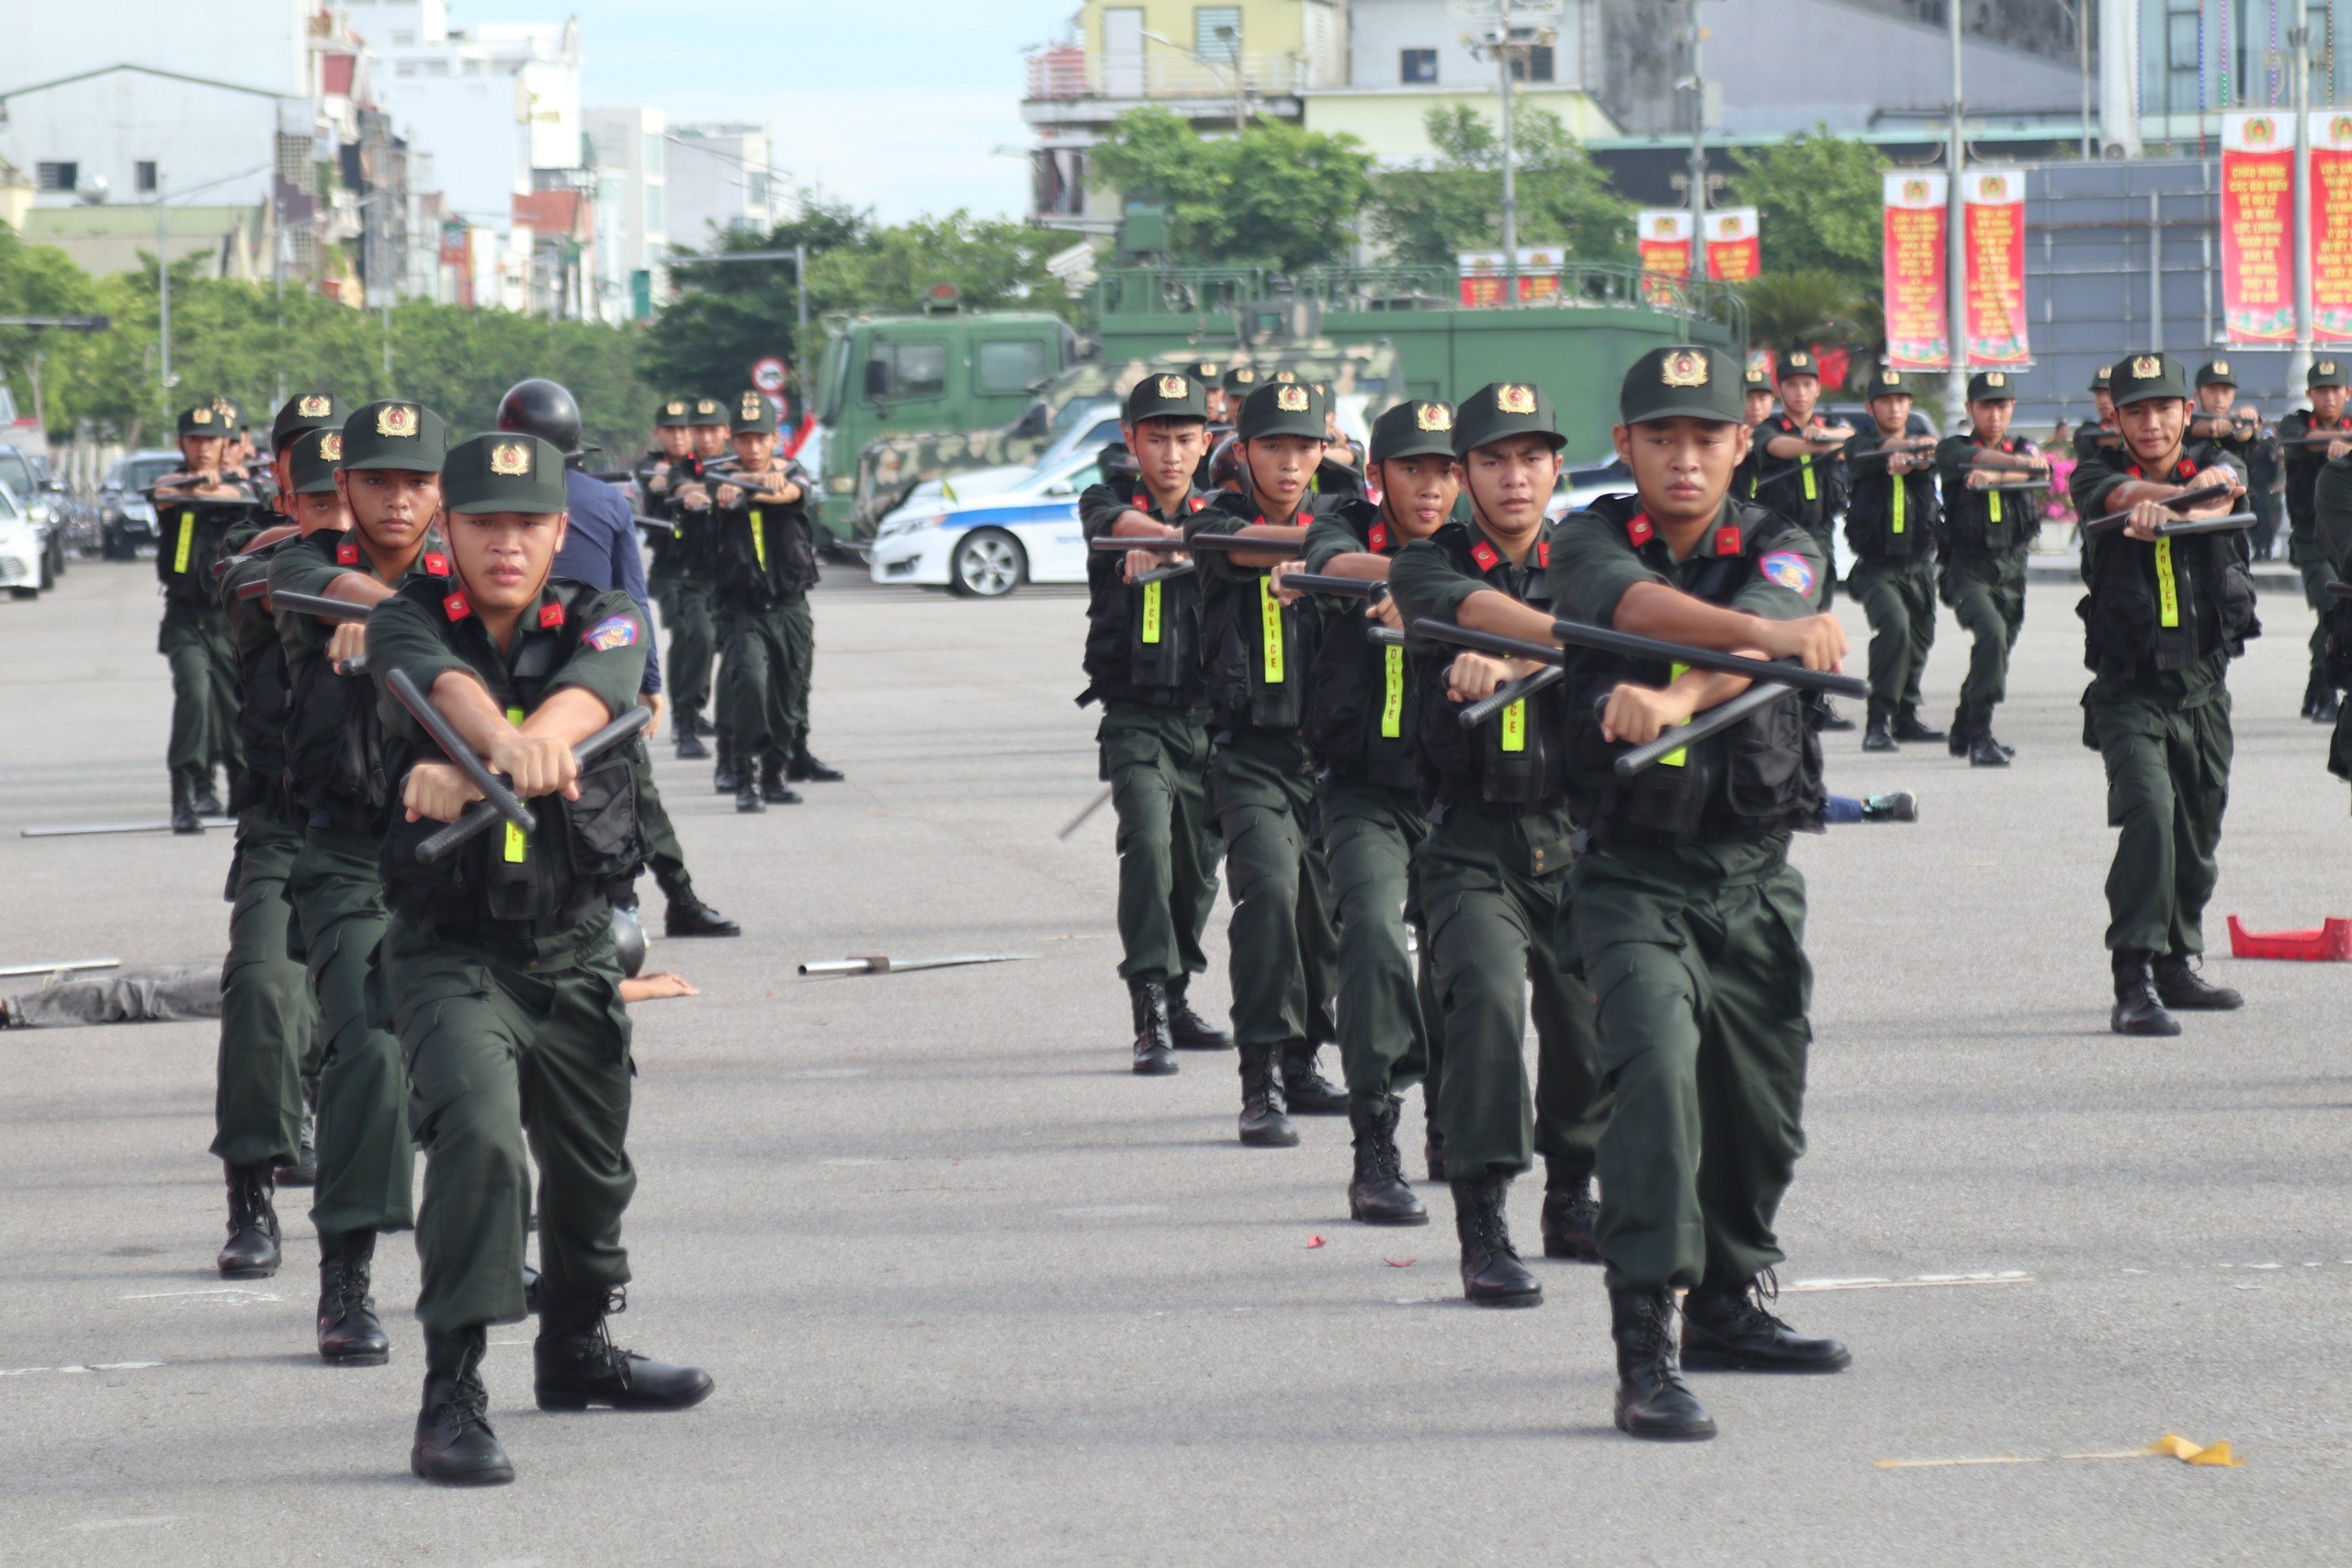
[2079,483,2234,535]
[385,668,538,837]
[1615,682,1792,777]
[416,706,651,864]
[266,589,374,622]
[1410,618,1868,701]
[1459,665,1566,728]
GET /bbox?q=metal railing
[1024,48,1311,102]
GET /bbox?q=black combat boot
[412,1325,512,1485]
[1683,1272,1852,1372]
[317,1230,390,1366]
[1164,977,1232,1051]
[2317,687,2343,724]
[758,756,802,805]
[1451,1172,1541,1306]
[1347,1099,1427,1225]
[786,749,844,783]
[2110,949,2181,1037]
[189,770,226,818]
[1128,979,1177,1076]
[1540,1168,1600,1261]
[1861,701,1897,752]
[1236,1044,1298,1147]
[534,1288,714,1413]
[1818,700,1856,732]
[2154,953,2245,1010]
[1947,706,1974,758]
[1279,1043,1348,1115]
[712,736,740,795]
[1892,706,1946,744]
[216,1163,281,1279]
[169,772,203,834]
[734,775,764,814]
[673,710,709,760]
[2302,676,2331,721]
[663,887,741,937]
[1968,725,2012,767]
[1611,1288,1716,1440]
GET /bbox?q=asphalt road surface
[2,558,2347,1565]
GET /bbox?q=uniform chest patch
[582,615,639,651]
[1758,551,1817,596]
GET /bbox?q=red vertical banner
[1514,246,1563,302]
[2309,111,2352,344]
[1456,251,1507,308]
[1635,209,1693,299]
[1883,173,1949,370]
[1703,208,1760,281]
[2221,113,2296,344]
[1961,169,2030,367]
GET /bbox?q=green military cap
[1454,380,1566,456]
[1237,378,1327,442]
[175,402,231,438]
[2090,365,2113,392]
[1741,366,1772,394]
[729,389,778,434]
[653,396,697,429]
[1184,359,1220,383]
[2195,358,2238,389]
[443,432,568,515]
[1618,346,1744,426]
[2310,357,2349,390]
[684,395,729,427]
[269,392,341,453]
[2109,352,2189,407]
[1868,366,1916,399]
[1369,400,1457,465]
[1269,368,1301,385]
[1965,369,2017,403]
[1123,370,1207,423]
[340,400,447,472]
[1221,366,1261,395]
[285,427,344,496]
[210,394,244,433]
[1774,348,1822,384]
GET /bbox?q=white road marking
[1,1361,164,1378]
[121,1287,281,1303]
[1786,1271,2032,1292]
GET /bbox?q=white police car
[867,449,1101,598]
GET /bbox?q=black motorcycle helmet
[494,378,583,457]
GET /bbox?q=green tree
[1724,130,1887,290]
[1366,105,1634,266]
[1736,269,1865,353]
[1087,107,1374,270]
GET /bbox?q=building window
[747,172,771,209]
[1194,6,1241,62]
[977,339,1050,395]
[1400,48,1438,85]
[645,133,664,178]
[395,60,417,76]
[424,58,448,76]
[868,342,947,400]
[134,161,159,194]
[1510,45,1555,84]
[35,161,77,193]
[463,58,483,75]
[391,29,414,44]
[646,186,662,231]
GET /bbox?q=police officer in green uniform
[2312,454,2352,776]
[153,401,255,831]
[1932,369,2046,765]
[1751,350,1855,731]
[1279,398,1458,1224]
[669,398,742,788]
[1184,379,1346,1146]
[370,431,711,1487]
[639,398,712,758]
[270,399,449,1365]
[2068,353,2256,1036]
[2075,366,2121,463]
[1388,382,1610,1303]
[1843,367,1944,752]
[1546,344,1852,1441]
[208,400,343,1278]
[1076,372,1232,1073]
[2189,359,2261,462]
[1732,367,1774,502]
[2275,359,2351,721]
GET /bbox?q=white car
[0,483,44,598]
[868,449,1102,598]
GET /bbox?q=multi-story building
[584,107,670,322]
[664,122,781,250]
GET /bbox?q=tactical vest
[1298,502,1419,789]
[1199,507,1319,733]
[2076,453,2260,681]
[284,539,455,835]
[1846,444,1936,561]
[1080,490,1210,708]
[154,496,244,606]
[1560,497,1826,846]
[1943,436,2041,554]
[1753,415,1844,531]
[379,578,645,932]
[1414,523,1566,810]
[710,471,820,607]
[2279,411,2348,528]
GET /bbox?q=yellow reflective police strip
[1140,580,1163,644]
[1987,488,2003,526]
[2154,537,2181,628]
[1258,577,1285,684]
[1380,642,1406,739]
[501,705,528,863]
[1891,473,1905,535]
[1801,455,1816,502]
[1499,696,1527,751]
[751,508,767,571]
[1658,661,1691,768]
[174,511,196,573]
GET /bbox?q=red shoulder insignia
[1714,525,1743,557]
[1470,540,1500,572]
[442,592,471,622]
[2177,459,2199,479]
[1627,513,1655,547]
[1368,522,1390,554]
[1189,497,1206,513]
[423,552,450,577]
[537,601,565,629]
[1537,540,1550,569]
[335,541,360,566]
[2126,465,2143,479]
[1132,493,1148,511]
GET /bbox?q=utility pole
[1497,26,1518,305]
[155,168,172,417]
[2075,0,2093,161]
[2292,24,2314,391]
[795,241,809,331]
[1946,2,1969,428]
[1687,0,1708,264]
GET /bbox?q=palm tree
[1736,269,1862,353]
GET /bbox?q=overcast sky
[531,0,1079,222]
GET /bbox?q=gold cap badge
[1985,370,2007,388]
[1881,369,1900,385]
[2324,360,2340,376]
[489,442,531,477]
[1233,368,1257,385]
[378,404,420,438]
[1661,353,1708,389]
[2212,359,2232,377]
[1497,384,1538,414]
[695,399,721,416]
[319,433,342,462]
[1415,402,1453,433]
[299,394,332,418]
[741,392,764,419]
[665,400,687,416]
[2131,355,2161,378]
[1274,385,1309,412]
[191,407,213,425]
[1157,375,1187,400]
[1272,369,1298,384]
[2096,365,2113,378]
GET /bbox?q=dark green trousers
[1848,556,1937,716]
[2086,683,2233,956]
[1318,776,1434,1115]
[718,594,811,765]
[159,602,241,776]
[633,744,692,902]
[210,814,315,1169]
[1941,554,2027,715]
[288,829,416,1237]
[1419,804,1605,1181]
[1098,700,1220,984]
[1208,729,1336,1049]
[2291,530,2335,691]
[386,914,634,1333]
[660,577,718,721]
[778,592,814,761]
[1569,840,1811,1293]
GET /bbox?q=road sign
[752,357,787,395]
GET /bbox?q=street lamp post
[1946,1,1970,429]
[155,169,172,416]
[2291,25,2314,391]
